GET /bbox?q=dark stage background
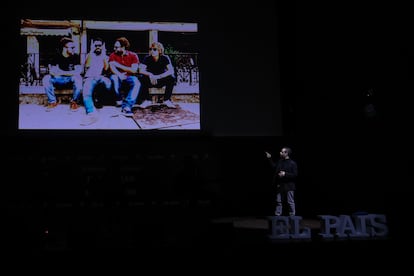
[2,1,412,263]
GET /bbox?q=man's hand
[149,74,158,85]
[265,151,271,159]
[118,72,127,81]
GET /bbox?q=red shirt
[109,51,139,76]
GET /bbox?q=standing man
[265,147,298,216]
[42,37,83,111]
[109,37,141,116]
[138,41,176,108]
[81,37,112,125]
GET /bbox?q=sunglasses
[94,44,103,47]
[150,48,158,51]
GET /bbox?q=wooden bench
[56,87,165,105]
[54,88,74,103]
[149,87,165,103]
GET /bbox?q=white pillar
[149,30,158,48]
[80,24,88,65]
[27,35,39,80]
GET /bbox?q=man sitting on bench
[81,37,112,125]
[42,37,83,111]
[138,41,176,109]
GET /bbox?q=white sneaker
[115,100,123,107]
[80,112,99,126]
[121,106,134,117]
[163,99,176,108]
[138,100,153,109]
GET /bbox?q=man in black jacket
[266,147,298,216]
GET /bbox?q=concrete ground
[18,103,200,130]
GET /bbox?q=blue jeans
[43,75,82,104]
[83,76,111,114]
[110,75,140,110]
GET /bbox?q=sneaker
[121,107,134,117]
[163,99,176,109]
[137,100,153,109]
[46,102,58,111]
[275,211,281,216]
[70,101,79,111]
[289,212,295,216]
[115,100,123,107]
[80,112,99,126]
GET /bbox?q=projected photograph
[19,19,200,130]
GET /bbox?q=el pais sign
[268,214,388,241]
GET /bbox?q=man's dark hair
[116,37,130,49]
[94,37,104,43]
[60,37,74,49]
